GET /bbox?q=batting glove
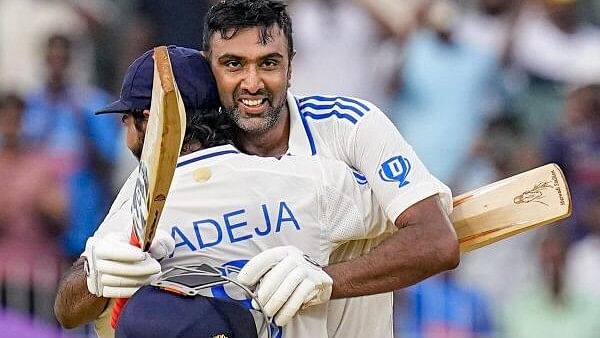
[237,246,333,326]
[82,230,175,298]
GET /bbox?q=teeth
[241,99,263,107]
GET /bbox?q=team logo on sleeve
[378,156,411,188]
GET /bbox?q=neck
[180,141,204,156]
[237,106,290,157]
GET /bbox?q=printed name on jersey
[297,95,371,125]
[170,201,300,253]
[378,156,411,188]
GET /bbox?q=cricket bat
[452,163,571,253]
[110,46,187,328]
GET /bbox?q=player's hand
[81,230,175,298]
[237,246,333,326]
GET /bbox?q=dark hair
[130,108,234,150]
[203,0,293,59]
[184,108,234,149]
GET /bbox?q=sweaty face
[208,26,291,135]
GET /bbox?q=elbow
[54,297,81,330]
[438,233,460,271]
[54,308,76,329]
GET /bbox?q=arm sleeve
[319,160,393,247]
[91,168,137,239]
[344,104,452,222]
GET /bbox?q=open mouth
[238,98,268,115]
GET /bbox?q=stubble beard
[224,101,285,135]
[131,131,145,161]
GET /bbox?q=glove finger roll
[96,256,160,277]
[274,279,315,326]
[256,256,298,308]
[237,246,292,285]
[263,266,308,318]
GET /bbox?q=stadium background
[0,0,599,337]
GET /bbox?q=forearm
[54,257,109,329]
[325,196,459,298]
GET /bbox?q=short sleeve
[346,105,452,221]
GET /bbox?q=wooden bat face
[111,46,187,329]
[451,163,572,253]
[132,46,187,252]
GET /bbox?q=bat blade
[134,46,187,252]
[111,46,186,328]
[452,163,572,253]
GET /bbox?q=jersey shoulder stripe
[177,149,240,168]
[297,95,372,125]
[352,171,368,185]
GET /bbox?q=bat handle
[110,232,141,329]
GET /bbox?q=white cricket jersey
[93,144,389,338]
[286,91,452,338]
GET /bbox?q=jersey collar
[287,90,315,156]
[176,144,240,168]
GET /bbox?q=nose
[240,66,264,94]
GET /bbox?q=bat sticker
[513,181,554,206]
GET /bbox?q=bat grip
[110,232,141,329]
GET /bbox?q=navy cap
[96,46,220,114]
[115,285,259,338]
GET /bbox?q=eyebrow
[217,52,284,63]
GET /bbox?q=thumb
[148,229,175,260]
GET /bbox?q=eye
[121,114,128,124]
[225,60,242,69]
[262,59,279,68]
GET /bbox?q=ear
[287,50,296,88]
[143,109,150,120]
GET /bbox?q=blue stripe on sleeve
[301,110,358,124]
[299,101,365,117]
[297,95,371,112]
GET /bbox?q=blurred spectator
[0,0,96,94]
[0,93,66,319]
[511,0,600,84]
[456,0,518,60]
[391,0,502,183]
[543,83,600,239]
[453,113,541,324]
[502,227,600,338]
[508,0,600,142]
[566,190,600,298]
[289,0,396,107]
[22,34,120,259]
[397,272,494,338]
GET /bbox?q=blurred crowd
[0,0,599,337]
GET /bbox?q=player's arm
[325,102,459,297]
[54,258,109,328]
[325,194,458,298]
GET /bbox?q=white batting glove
[237,246,333,326]
[82,230,175,298]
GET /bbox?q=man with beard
[202,1,458,337]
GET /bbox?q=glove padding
[82,230,175,298]
[237,246,333,326]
